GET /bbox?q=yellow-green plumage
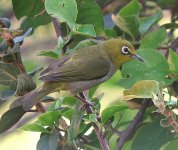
[11,39,143,110]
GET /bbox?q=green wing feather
[39,46,111,82]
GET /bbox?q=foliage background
[0,0,178,150]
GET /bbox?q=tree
[0,0,178,150]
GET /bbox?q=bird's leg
[75,93,95,107]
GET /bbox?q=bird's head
[104,39,144,68]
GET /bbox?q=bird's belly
[66,68,116,94]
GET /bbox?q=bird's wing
[39,49,111,82]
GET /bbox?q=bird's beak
[131,54,144,62]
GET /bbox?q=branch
[116,100,149,150]
[52,17,63,38]
[170,38,178,53]
[78,92,110,150]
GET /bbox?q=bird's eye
[121,46,130,55]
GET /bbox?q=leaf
[140,27,167,49]
[88,114,98,123]
[139,10,163,34]
[13,28,33,44]
[74,24,96,37]
[1,90,15,100]
[12,0,44,18]
[38,111,61,127]
[62,96,77,106]
[20,123,51,133]
[12,0,51,28]
[131,119,174,150]
[76,0,104,35]
[20,13,51,30]
[112,15,139,39]
[104,28,117,38]
[161,23,178,29]
[164,139,178,150]
[38,51,59,59]
[28,67,44,77]
[118,50,174,88]
[168,49,178,77]
[73,39,98,50]
[88,86,98,99]
[0,18,11,28]
[15,73,36,96]
[123,80,160,100]
[101,105,128,124]
[0,106,26,134]
[0,63,21,88]
[119,0,142,16]
[67,101,84,145]
[45,0,78,28]
[37,132,58,150]
[112,0,142,39]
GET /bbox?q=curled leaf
[124,80,159,100]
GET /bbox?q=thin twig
[52,17,63,38]
[78,92,110,150]
[116,100,149,150]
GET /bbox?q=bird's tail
[11,84,54,111]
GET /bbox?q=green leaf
[73,39,98,50]
[88,86,98,99]
[45,0,78,28]
[131,119,174,150]
[88,114,98,123]
[62,96,77,106]
[12,0,44,18]
[28,67,44,77]
[12,0,51,28]
[37,132,58,150]
[139,10,163,34]
[168,49,178,77]
[140,27,167,49]
[20,123,51,133]
[164,139,178,150]
[0,106,26,134]
[67,101,84,145]
[74,24,96,37]
[76,0,104,35]
[104,28,117,38]
[112,14,139,39]
[119,50,174,88]
[38,51,59,59]
[119,0,142,16]
[123,80,160,100]
[161,23,178,29]
[38,111,61,127]
[101,105,128,124]
[112,0,142,39]
[20,13,51,30]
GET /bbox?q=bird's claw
[80,101,95,110]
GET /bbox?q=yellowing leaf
[124,80,159,100]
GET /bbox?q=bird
[11,39,144,111]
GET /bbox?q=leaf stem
[78,92,110,150]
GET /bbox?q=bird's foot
[80,101,95,111]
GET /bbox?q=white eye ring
[121,46,130,55]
